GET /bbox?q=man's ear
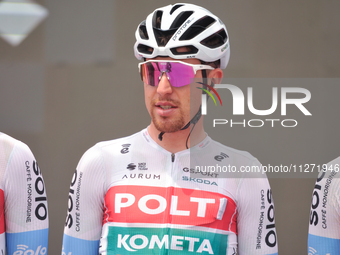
[208,68,223,86]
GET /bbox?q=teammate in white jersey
[62,3,278,255]
[0,132,48,255]
[308,156,340,254]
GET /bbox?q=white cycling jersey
[0,132,48,255]
[308,156,340,254]
[62,128,278,255]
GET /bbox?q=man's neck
[147,120,206,154]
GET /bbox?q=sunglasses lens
[140,62,195,87]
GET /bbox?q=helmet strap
[158,70,209,150]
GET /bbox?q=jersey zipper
[171,153,175,163]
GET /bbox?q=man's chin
[152,117,185,134]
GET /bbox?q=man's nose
[157,72,173,96]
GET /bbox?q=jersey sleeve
[308,157,340,254]
[236,160,278,255]
[62,145,106,255]
[3,138,49,254]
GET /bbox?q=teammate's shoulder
[0,132,32,155]
[0,132,35,177]
[316,156,340,183]
[327,156,340,166]
[1,132,22,146]
[327,156,340,177]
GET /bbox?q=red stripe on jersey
[103,185,237,233]
[0,189,4,234]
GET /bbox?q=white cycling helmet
[134,3,230,69]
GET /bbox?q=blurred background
[0,0,339,254]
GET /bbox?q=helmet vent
[137,44,154,55]
[170,11,194,29]
[170,4,184,14]
[138,21,149,40]
[200,29,228,49]
[170,45,198,55]
[153,10,163,29]
[179,16,216,41]
[153,28,177,46]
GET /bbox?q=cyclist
[62,3,278,255]
[308,156,340,254]
[0,132,48,254]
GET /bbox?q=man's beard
[150,98,186,133]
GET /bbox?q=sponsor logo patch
[105,226,229,254]
[103,185,236,232]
